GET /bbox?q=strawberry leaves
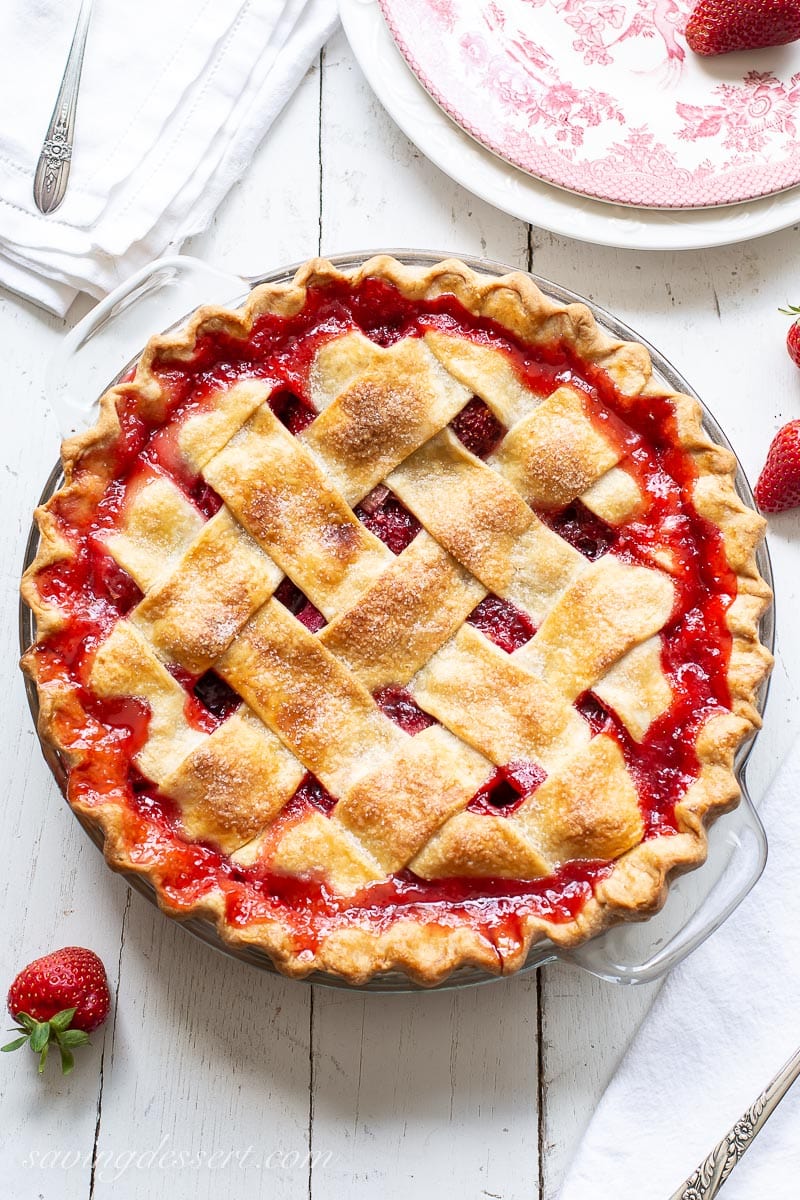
[1,1035,29,1052]
[2,1007,91,1075]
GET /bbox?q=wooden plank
[309,977,540,1200]
[89,896,312,1200]
[0,281,112,1199]
[539,967,660,1197]
[86,66,324,1200]
[311,29,541,1200]
[0,761,121,1200]
[318,29,528,268]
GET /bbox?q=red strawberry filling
[274,577,327,631]
[30,275,739,953]
[450,396,505,458]
[539,501,615,560]
[373,685,437,735]
[467,594,537,652]
[354,488,421,554]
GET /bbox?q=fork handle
[669,1044,800,1199]
[33,0,94,214]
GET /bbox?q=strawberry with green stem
[3,947,110,1075]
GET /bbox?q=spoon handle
[33,0,94,214]
[669,1044,800,1199]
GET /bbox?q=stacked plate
[341,0,800,250]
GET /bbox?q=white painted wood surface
[2,26,799,1200]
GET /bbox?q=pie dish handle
[45,256,247,440]
[561,770,768,984]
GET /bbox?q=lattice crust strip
[88,324,684,895]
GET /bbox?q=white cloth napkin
[0,0,338,316]
[560,736,800,1200]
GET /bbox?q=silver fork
[669,1044,800,1198]
[33,0,95,214]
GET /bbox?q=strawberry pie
[21,257,773,985]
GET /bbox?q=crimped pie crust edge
[21,256,774,986]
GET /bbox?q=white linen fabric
[0,0,338,315]
[560,736,800,1199]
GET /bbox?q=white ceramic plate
[341,0,800,250]
[377,0,800,209]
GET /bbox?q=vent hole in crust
[355,487,421,555]
[373,685,437,735]
[467,760,546,816]
[467,594,537,653]
[289,772,339,815]
[90,549,143,615]
[193,670,243,722]
[450,396,505,459]
[274,577,327,632]
[540,500,615,561]
[270,388,317,435]
[188,479,223,520]
[576,691,611,736]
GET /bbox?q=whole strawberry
[686,0,800,56]
[780,304,800,368]
[3,948,110,1074]
[755,420,800,513]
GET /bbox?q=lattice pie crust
[22,258,773,985]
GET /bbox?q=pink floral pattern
[377,0,800,207]
[424,0,457,29]
[463,36,624,147]
[677,72,800,154]
[517,0,687,68]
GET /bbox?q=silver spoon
[669,1044,800,1198]
[33,0,95,214]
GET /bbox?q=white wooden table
[2,28,799,1200]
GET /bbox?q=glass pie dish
[20,251,774,991]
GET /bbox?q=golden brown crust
[21,256,773,987]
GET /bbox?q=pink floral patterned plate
[377,0,800,209]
